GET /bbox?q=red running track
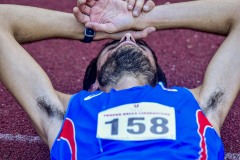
[0,0,239,159]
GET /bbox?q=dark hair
[83,40,167,91]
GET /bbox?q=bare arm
[0,5,86,43]
[134,0,240,133]
[0,4,88,148]
[0,3,159,149]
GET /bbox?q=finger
[77,0,86,8]
[79,4,91,15]
[131,27,156,39]
[143,0,155,12]
[77,0,86,5]
[86,0,96,7]
[85,22,116,33]
[77,0,95,7]
[73,7,90,24]
[127,0,135,10]
[133,0,145,17]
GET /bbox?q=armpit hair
[37,96,65,120]
[203,90,225,114]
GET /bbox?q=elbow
[0,5,15,36]
[227,0,240,33]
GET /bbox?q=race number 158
[105,117,169,135]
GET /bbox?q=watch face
[85,28,96,37]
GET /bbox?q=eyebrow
[103,40,120,49]
[136,40,148,47]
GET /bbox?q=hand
[76,0,155,17]
[126,0,156,17]
[73,0,155,34]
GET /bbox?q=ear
[88,81,100,92]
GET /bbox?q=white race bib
[97,102,176,141]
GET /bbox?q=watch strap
[81,28,95,43]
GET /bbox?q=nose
[120,33,136,43]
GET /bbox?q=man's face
[97,34,156,71]
[96,33,157,88]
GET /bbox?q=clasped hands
[73,0,156,40]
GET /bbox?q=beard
[97,44,157,88]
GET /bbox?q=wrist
[133,6,168,31]
[94,32,110,41]
[133,11,154,30]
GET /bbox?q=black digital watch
[81,28,96,43]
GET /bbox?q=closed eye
[107,42,120,51]
[105,40,120,51]
[139,45,147,51]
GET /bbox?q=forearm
[136,0,240,35]
[0,4,85,43]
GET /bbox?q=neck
[102,76,148,92]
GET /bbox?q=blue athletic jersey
[50,83,224,160]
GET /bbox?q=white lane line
[0,133,239,159]
[0,133,43,143]
[225,153,240,160]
